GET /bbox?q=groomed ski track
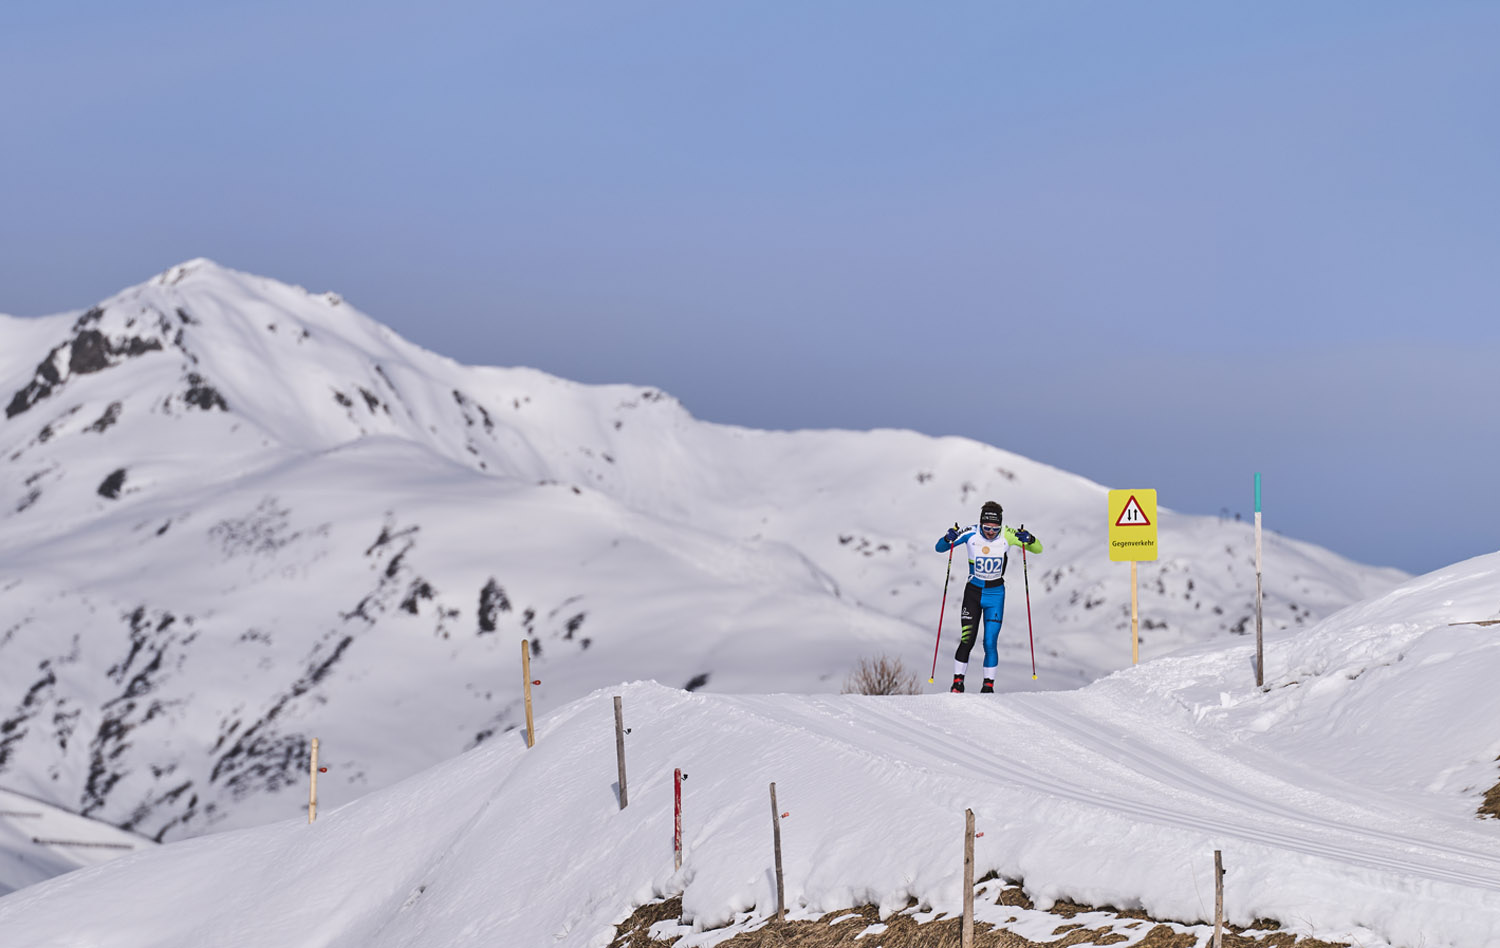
[785,691,1500,890]
[3,678,1498,947]
[512,678,1500,946]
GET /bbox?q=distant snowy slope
[0,786,157,895]
[0,553,1495,947]
[0,260,1403,863]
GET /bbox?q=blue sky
[3,1,1496,574]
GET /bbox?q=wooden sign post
[1109,490,1158,664]
[521,639,536,748]
[1130,561,1139,665]
[1213,849,1225,948]
[962,808,975,948]
[769,783,786,922]
[674,768,684,870]
[308,737,320,824]
[613,696,628,810]
[1254,474,1264,688]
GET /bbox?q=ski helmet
[979,501,1003,527]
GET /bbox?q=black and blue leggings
[954,581,1006,671]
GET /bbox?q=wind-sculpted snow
[0,260,1407,890]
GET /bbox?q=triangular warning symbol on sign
[1115,495,1151,527]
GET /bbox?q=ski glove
[1015,528,1035,545]
[944,527,960,545]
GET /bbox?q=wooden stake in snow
[614,695,628,810]
[1214,849,1225,948]
[1254,473,1264,688]
[522,639,536,748]
[308,737,320,824]
[770,782,786,922]
[962,808,975,948]
[674,768,684,870]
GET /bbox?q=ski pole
[1020,525,1036,680]
[928,527,958,682]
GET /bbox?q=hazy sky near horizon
[2,1,1497,575]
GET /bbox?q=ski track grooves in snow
[726,693,1500,894]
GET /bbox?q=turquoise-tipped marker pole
[1254,473,1264,687]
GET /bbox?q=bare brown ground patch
[1478,756,1500,820]
[608,896,686,948]
[608,886,1350,948]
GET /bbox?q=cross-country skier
[935,500,1042,693]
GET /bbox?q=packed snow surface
[1,552,1497,947]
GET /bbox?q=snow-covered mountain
[1,549,1496,947]
[0,260,1403,875]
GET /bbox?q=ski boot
[980,679,995,694]
[950,674,965,694]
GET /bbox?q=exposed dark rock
[210,498,304,557]
[7,379,52,419]
[70,331,115,374]
[209,635,354,802]
[563,613,586,640]
[98,468,127,499]
[124,779,195,839]
[73,306,105,330]
[52,706,80,751]
[77,330,163,374]
[184,374,228,411]
[303,635,354,691]
[366,518,419,556]
[400,580,436,614]
[107,607,151,683]
[78,607,192,818]
[451,389,495,432]
[383,546,409,578]
[86,401,124,433]
[373,364,397,396]
[333,390,353,408]
[6,321,165,418]
[684,673,710,692]
[344,516,451,636]
[478,579,511,633]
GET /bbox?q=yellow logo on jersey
[981,546,990,554]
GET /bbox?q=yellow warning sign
[1108,489,1158,561]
